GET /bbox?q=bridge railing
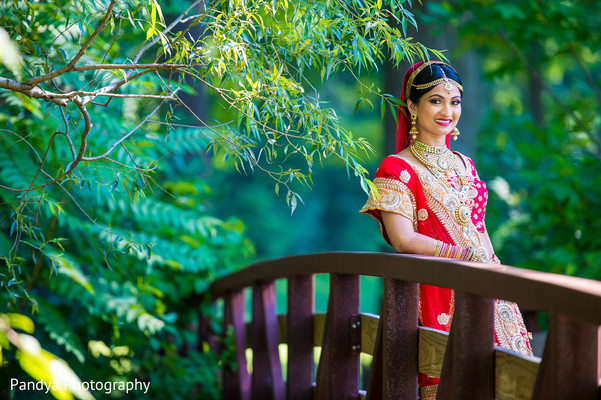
[202,252,601,400]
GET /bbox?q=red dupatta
[395,61,452,153]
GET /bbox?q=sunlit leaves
[0,27,22,79]
[0,314,93,400]
[190,0,430,206]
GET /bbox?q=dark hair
[407,63,463,104]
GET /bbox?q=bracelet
[434,241,475,261]
[470,250,483,262]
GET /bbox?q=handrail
[211,252,601,325]
[204,252,601,400]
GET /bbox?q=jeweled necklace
[410,140,457,176]
[410,140,473,225]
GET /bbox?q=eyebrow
[428,94,461,99]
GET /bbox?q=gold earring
[452,127,460,141]
[410,113,419,140]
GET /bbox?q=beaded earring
[410,113,419,140]
[451,127,460,141]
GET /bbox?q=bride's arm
[381,210,438,255]
[382,210,479,261]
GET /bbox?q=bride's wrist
[434,241,476,261]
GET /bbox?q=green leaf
[4,314,34,334]
[151,1,157,29]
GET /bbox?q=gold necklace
[410,140,457,175]
[410,141,474,226]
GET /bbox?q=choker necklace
[410,140,457,176]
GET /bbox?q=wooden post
[315,274,360,400]
[532,314,599,399]
[437,291,494,400]
[287,275,315,400]
[223,290,251,400]
[382,279,419,399]
[252,280,285,400]
[367,278,419,399]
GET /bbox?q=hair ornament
[406,61,463,99]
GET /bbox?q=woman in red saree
[360,61,532,399]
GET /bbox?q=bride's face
[408,83,462,144]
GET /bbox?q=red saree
[360,154,533,396]
[361,60,532,398]
[361,155,455,390]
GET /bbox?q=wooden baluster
[437,291,494,400]
[383,279,419,399]
[287,275,315,400]
[197,294,220,354]
[252,280,285,400]
[366,318,384,400]
[366,278,419,400]
[532,314,599,399]
[315,273,360,400]
[224,290,251,400]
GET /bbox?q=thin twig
[132,0,206,64]
[567,42,601,107]
[26,0,117,86]
[0,100,91,192]
[70,63,190,71]
[59,107,77,161]
[101,155,157,172]
[81,93,175,161]
[57,92,176,100]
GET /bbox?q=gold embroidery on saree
[360,177,417,229]
[386,156,532,355]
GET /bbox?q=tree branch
[25,0,117,86]
[27,131,70,191]
[81,93,176,162]
[0,77,68,106]
[567,42,601,107]
[0,64,183,105]
[0,100,91,192]
[70,63,190,72]
[58,92,176,100]
[59,106,77,161]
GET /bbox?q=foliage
[421,0,601,278]
[0,313,94,400]
[0,0,428,398]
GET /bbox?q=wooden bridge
[201,252,601,399]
